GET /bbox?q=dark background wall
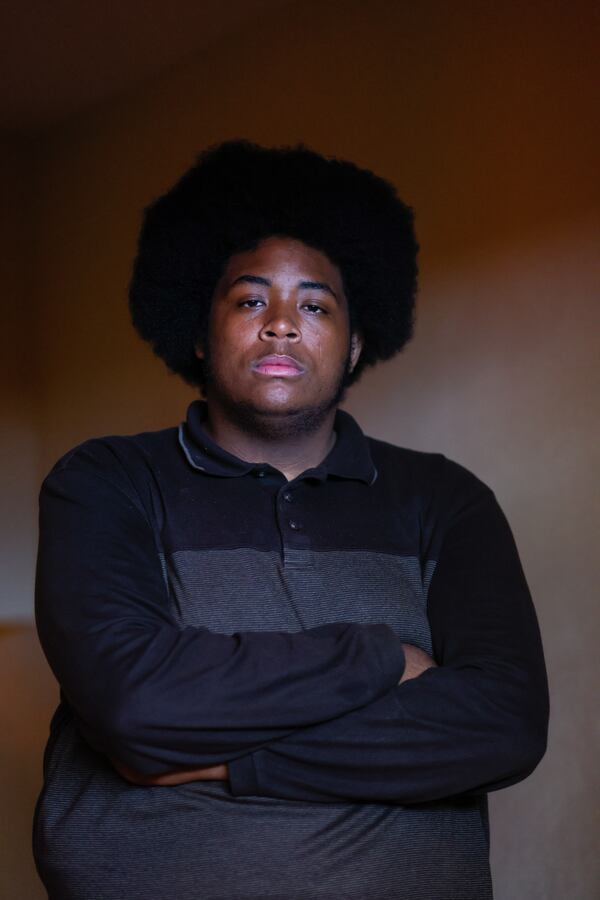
[1,1,598,897]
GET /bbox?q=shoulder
[41,426,181,512]
[367,435,491,502]
[47,425,178,477]
[366,437,503,561]
[365,436,498,545]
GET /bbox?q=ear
[348,332,363,373]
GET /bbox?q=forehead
[221,236,344,291]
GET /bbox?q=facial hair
[202,344,353,441]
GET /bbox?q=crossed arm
[36,444,548,804]
[112,644,436,786]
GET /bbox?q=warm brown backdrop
[1,1,598,898]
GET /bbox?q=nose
[258,303,301,343]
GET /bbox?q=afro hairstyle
[129,140,418,389]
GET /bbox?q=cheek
[323,327,351,369]
[210,319,248,361]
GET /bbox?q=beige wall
[1,0,598,897]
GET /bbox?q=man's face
[196,236,362,435]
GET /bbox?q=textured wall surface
[1,1,598,897]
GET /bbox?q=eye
[302,302,327,315]
[238,297,265,309]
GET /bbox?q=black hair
[129,140,418,388]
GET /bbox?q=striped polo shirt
[34,401,548,899]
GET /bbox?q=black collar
[179,400,377,485]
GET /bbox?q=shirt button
[256,470,266,478]
[288,520,303,531]
[283,491,293,502]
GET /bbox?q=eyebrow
[229,274,338,300]
[299,280,338,300]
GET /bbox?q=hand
[398,643,437,684]
[111,758,229,786]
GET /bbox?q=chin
[230,397,338,439]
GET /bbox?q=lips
[252,354,305,377]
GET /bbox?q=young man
[34,141,548,900]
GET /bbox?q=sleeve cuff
[229,752,260,796]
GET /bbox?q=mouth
[252,354,306,378]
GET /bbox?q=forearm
[116,661,546,799]
[52,619,403,774]
[228,663,548,803]
[113,642,434,787]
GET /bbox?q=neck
[203,403,338,481]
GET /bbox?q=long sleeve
[35,441,406,775]
[228,470,549,803]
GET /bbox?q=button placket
[276,481,313,564]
